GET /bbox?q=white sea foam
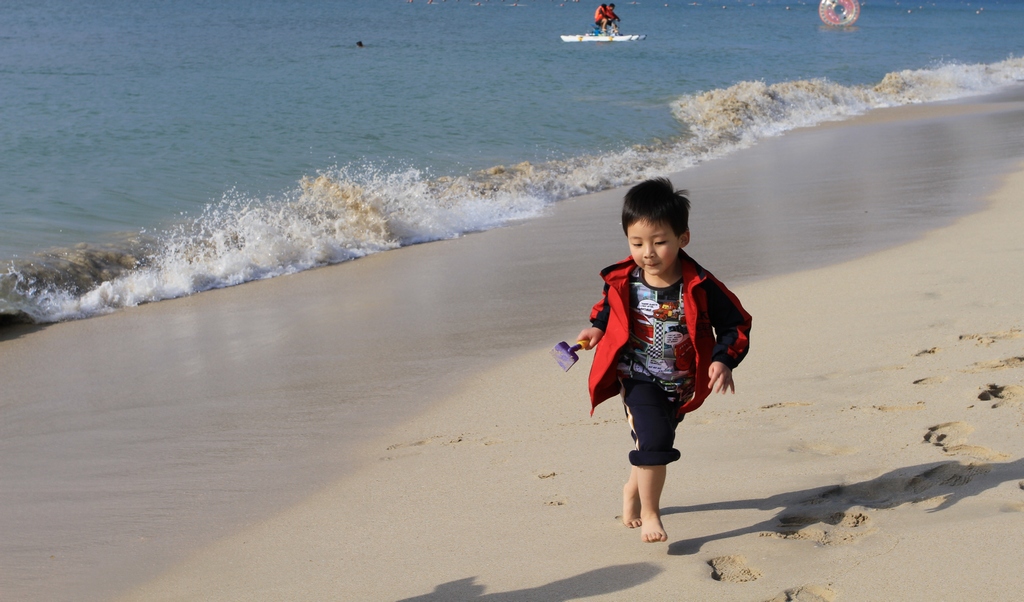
[1,166,549,322]
[3,57,1023,324]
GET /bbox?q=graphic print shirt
[617,267,696,399]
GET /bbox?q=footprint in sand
[924,422,974,448]
[913,376,949,385]
[873,401,926,412]
[442,434,501,446]
[764,584,837,602]
[924,422,1009,460]
[942,444,1010,461]
[382,433,500,460]
[386,438,436,451]
[799,461,991,510]
[959,329,1022,347]
[763,511,875,546]
[915,347,941,356]
[707,555,762,583]
[705,461,1002,562]
[761,402,813,410]
[544,496,567,506]
[915,461,993,488]
[978,383,1024,408]
[382,437,441,459]
[966,356,1024,372]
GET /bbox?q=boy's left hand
[708,361,734,394]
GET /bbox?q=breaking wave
[4,56,1023,324]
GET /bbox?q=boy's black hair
[621,177,690,236]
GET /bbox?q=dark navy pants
[622,379,686,466]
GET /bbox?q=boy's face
[626,219,690,287]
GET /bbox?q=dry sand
[3,94,1024,601]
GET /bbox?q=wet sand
[3,89,1024,600]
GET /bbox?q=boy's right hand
[576,327,604,350]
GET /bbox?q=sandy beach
[4,91,1024,601]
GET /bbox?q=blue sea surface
[2,0,1023,322]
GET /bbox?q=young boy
[576,178,751,543]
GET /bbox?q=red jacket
[587,252,751,415]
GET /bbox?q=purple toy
[550,340,588,371]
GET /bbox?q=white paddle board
[560,33,646,42]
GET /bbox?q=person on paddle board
[594,3,620,34]
[604,3,621,33]
[594,5,606,20]
[595,4,608,32]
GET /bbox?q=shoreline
[3,93,1024,600]
[4,81,1024,329]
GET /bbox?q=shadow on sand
[396,562,662,601]
[664,457,1024,555]
[0,321,45,343]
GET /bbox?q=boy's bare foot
[622,487,642,528]
[640,512,667,542]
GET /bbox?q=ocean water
[3,0,1024,324]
